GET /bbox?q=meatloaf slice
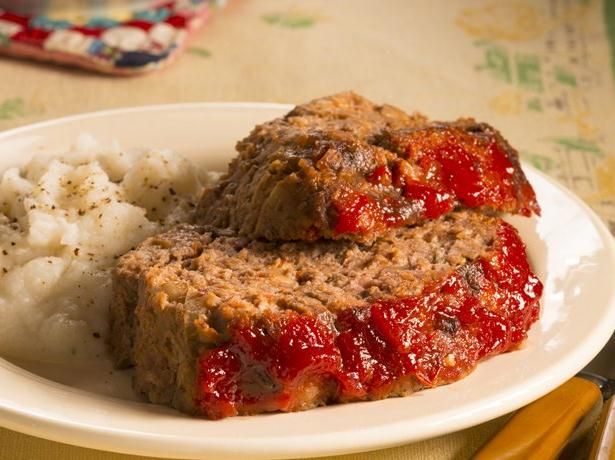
[108,226,220,367]
[113,211,542,418]
[196,92,540,243]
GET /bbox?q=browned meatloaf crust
[196,92,539,243]
[110,210,542,418]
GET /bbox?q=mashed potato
[0,135,218,363]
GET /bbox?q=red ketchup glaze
[333,192,377,235]
[402,183,453,219]
[333,190,406,235]
[195,223,542,419]
[401,127,530,213]
[368,165,393,186]
[332,127,540,236]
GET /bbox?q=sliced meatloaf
[108,226,213,367]
[111,211,542,418]
[196,92,540,243]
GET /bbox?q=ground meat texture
[108,226,233,367]
[195,92,539,243]
[110,210,542,418]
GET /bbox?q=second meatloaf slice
[113,210,542,418]
[196,92,540,243]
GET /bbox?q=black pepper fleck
[436,314,460,335]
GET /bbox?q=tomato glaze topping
[195,223,542,418]
[332,126,540,236]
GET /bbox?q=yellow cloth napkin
[0,0,614,458]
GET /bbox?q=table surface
[1,0,614,459]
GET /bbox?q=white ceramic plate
[0,104,614,460]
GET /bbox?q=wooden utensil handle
[473,377,602,460]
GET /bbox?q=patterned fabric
[0,1,219,75]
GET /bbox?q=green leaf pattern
[263,13,316,29]
[0,98,26,120]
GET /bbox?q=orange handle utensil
[473,377,602,460]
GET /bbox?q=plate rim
[0,102,294,141]
[0,102,614,459]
